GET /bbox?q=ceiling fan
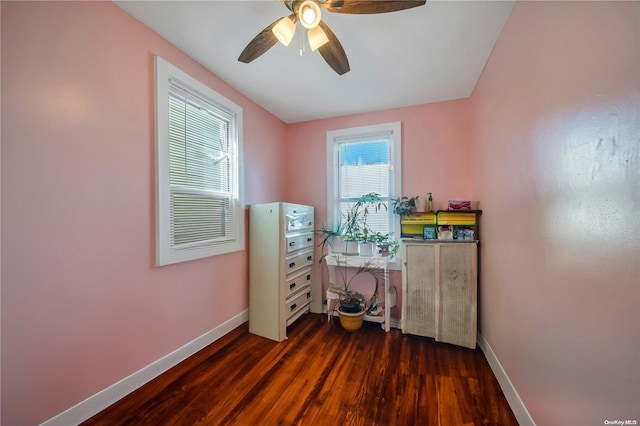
[238,0,426,75]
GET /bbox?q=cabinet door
[436,243,477,349]
[402,244,437,338]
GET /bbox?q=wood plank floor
[83,313,518,425]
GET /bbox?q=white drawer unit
[249,202,314,341]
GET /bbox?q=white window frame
[326,121,402,269]
[155,56,244,266]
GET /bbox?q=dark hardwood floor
[83,313,518,425]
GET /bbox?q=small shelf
[400,210,482,240]
[325,254,393,332]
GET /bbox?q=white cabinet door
[436,243,477,349]
[402,243,437,338]
[402,241,478,349]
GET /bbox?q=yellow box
[400,213,437,237]
[436,210,479,226]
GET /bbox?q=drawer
[285,269,313,299]
[285,204,314,232]
[286,287,312,321]
[285,250,314,275]
[285,233,314,253]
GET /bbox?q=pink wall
[286,101,473,316]
[1,2,287,424]
[286,100,473,216]
[470,1,639,424]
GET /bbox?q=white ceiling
[114,0,514,123]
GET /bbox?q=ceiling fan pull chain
[299,29,306,56]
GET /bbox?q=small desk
[325,254,394,332]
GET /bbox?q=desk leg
[326,290,340,324]
[384,263,390,332]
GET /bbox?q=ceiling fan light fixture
[308,26,329,51]
[272,17,296,46]
[298,0,321,29]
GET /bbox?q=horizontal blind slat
[337,137,392,236]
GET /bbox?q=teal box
[423,225,437,239]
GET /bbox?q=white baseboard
[42,310,249,426]
[477,333,536,426]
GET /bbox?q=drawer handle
[306,274,311,281]
[306,292,311,299]
[289,262,295,268]
[307,237,312,242]
[290,303,297,311]
[290,282,297,290]
[307,255,312,261]
[289,241,295,247]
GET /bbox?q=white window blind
[156,57,244,266]
[336,134,392,236]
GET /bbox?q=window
[155,57,244,266]
[327,122,402,265]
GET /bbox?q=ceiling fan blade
[326,0,426,14]
[317,21,350,75]
[238,17,283,63]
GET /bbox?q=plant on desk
[371,231,400,258]
[347,192,387,257]
[318,192,387,257]
[317,192,393,331]
[316,218,344,259]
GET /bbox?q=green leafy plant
[371,231,400,258]
[342,208,361,241]
[343,192,388,242]
[316,219,344,262]
[391,196,419,216]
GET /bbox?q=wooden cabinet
[249,202,314,342]
[401,241,478,349]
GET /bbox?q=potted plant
[327,260,385,332]
[371,231,399,258]
[316,219,344,257]
[351,192,387,257]
[341,208,361,255]
[391,196,419,216]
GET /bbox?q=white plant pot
[328,235,344,254]
[344,240,359,256]
[359,241,375,257]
